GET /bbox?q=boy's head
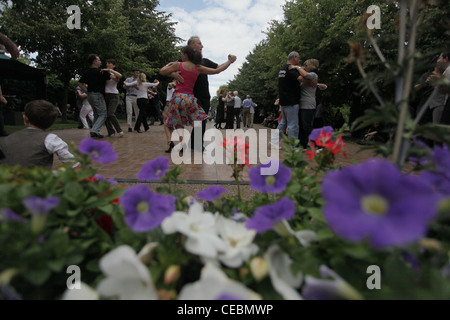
[23,100,59,130]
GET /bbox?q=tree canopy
[228,0,449,129]
[0,0,448,127]
[0,0,181,121]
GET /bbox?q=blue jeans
[87,92,107,135]
[271,104,299,144]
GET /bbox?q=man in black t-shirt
[173,36,237,151]
[78,54,111,139]
[270,51,304,149]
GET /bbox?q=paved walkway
[6,121,378,184]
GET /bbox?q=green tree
[229,0,448,131]
[0,0,181,122]
[121,0,181,78]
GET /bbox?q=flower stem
[234,163,242,201]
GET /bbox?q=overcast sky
[157,0,286,98]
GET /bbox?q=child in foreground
[0,100,77,168]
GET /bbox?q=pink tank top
[175,63,198,95]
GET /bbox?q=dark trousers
[440,98,450,125]
[190,97,210,151]
[0,103,6,134]
[215,107,225,128]
[225,106,234,129]
[134,98,149,131]
[233,108,241,129]
[104,93,122,135]
[299,109,315,149]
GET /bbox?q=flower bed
[1,128,449,300]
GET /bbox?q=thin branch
[413,88,438,127]
[397,0,407,65]
[368,33,392,71]
[393,0,420,166]
[356,59,385,107]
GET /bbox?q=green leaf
[24,268,52,286]
[47,259,66,272]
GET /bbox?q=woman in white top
[104,59,124,137]
[76,86,94,129]
[124,73,159,133]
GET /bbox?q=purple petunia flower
[309,126,334,141]
[302,265,362,300]
[430,144,450,176]
[23,196,60,216]
[78,138,118,164]
[249,161,292,193]
[216,294,243,300]
[121,184,175,232]
[419,144,450,197]
[246,197,296,233]
[0,209,26,222]
[322,159,441,249]
[196,185,229,202]
[0,284,22,300]
[420,171,450,198]
[137,157,170,181]
[94,174,118,184]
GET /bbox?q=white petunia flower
[62,282,99,300]
[178,262,262,300]
[273,220,318,247]
[161,200,226,259]
[96,245,157,300]
[216,215,259,268]
[265,245,303,300]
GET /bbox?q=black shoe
[135,129,142,133]
[0,131,8,137]
[128,128,132,133]
[165,141,175,153]
[90,132,104,139]
[77,125,84,129]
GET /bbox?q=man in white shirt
[233,91,242,129]
[242,95,255,128]
[427,51,450,124]
[123,69,140,132]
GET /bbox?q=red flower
[84,176,97,182]
[222,136,251,168]
[305,131,347,163]
[97,214,114,237]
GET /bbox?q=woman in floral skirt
[159,46,235,153]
